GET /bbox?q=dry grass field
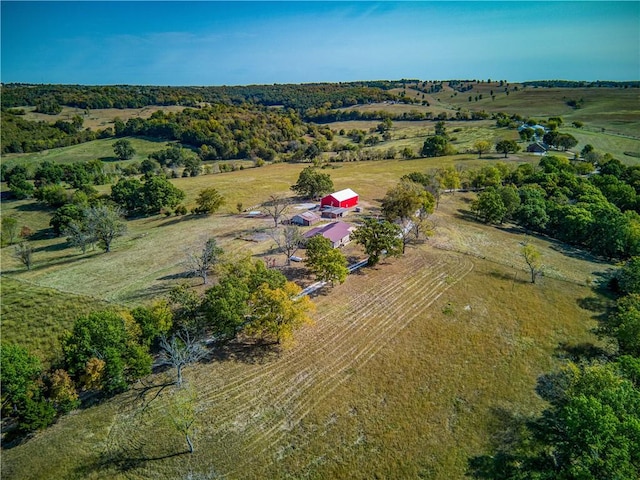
[1,87,635,478]
[1,201,606,478]
[22,105,187,131]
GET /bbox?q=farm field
[21,105,187,132]
[1,210,605,478]
[1,85,636,479]
[1,156,540,306]
[0,136,177,171]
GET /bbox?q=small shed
[304,221,354,248]
[291,211,322,226]
[321,207,349,219]
[320,188,359,209]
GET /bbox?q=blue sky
[1,1,638,85]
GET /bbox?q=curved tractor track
[106,249,473,479]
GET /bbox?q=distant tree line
[522,80,639,88]
[0,82,404,113]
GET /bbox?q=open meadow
[1,86,636,479]
[1,190,609,479]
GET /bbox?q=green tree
[5,165,34,199]
[473,140,492,158]
[62,310,152,394]
[603,294,640,356]
[141,175,185,215]
[202,274,250,341]
[437,167,461,192]
[111,177,144,215]
[421,135,452,157]
[472,188,507,224]
[519,127,535,142]
[557,133,578,151]
[85,205,127,253]
[499,185,521,221]
[112,139,136,160]
[516,185,549,231]
[2,216,19,246]
[35,184,69,208]
[351,218,403,266]
[130,301,173,347]
[305,235,348,286]
[194,187,225,215]
[382,180,435,250]
[469,362,640,480]
[290,166,333,200]
[245,282,314,344]
[495,139,520,158]
[617,257,640,295]
[522,242,543,283]
[1,343,42,415]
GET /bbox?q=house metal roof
[304,221,353,243]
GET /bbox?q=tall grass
[0,277,110,364]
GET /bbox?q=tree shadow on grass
[75,444,190,477]
[466,406,532,479]
[205,339,281,365]
[156,215,202,228]
[485,269,529,284]
[555,341,612,363]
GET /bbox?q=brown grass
[1,191,608,479]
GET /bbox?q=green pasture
[0,136,174,172]
[0,277,111,365]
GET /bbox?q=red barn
[320,188,359,209]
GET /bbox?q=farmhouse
[290,211,322,226]
[320,188,359,209]
[304,221,353,248]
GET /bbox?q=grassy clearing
[0,136,174,171]
[0,277,111,365]
[433,87,640,137]
[1,220,605,479]
[558,127,640,164]
[21,105,186,131]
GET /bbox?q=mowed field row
[104,249,473,479]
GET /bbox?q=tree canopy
[290,167,334,200]
[351,218,403,266]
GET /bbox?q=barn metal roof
[326,188,358,202]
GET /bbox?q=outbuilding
[320,188,359,209]
[291,211,322,226]
[527,142,548,155]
